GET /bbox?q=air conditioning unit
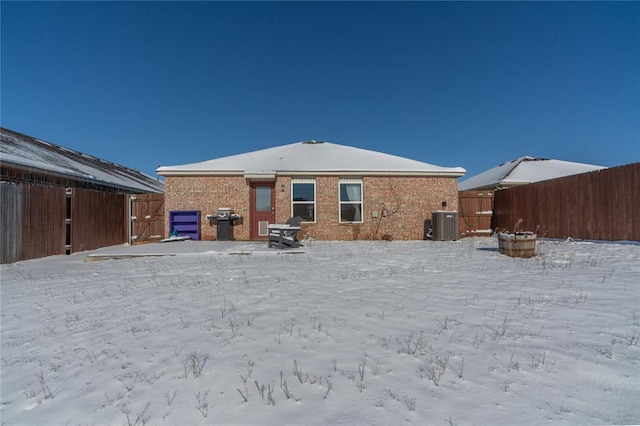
[431,211,459,241]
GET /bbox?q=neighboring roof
[1,127,164,193]
[156,140,466,177]
[458,156,607,191]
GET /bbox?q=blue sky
[2,1,638,180]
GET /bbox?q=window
[339,181,363,223]
[255,186,272,212]
[292,180,315,222]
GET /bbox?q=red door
[250,183,275,240]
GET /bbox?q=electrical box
[431,211,459,241]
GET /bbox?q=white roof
[157,140,465,177]
[1,128,164,193]
[458,156,606,191]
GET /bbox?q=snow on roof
[458,156,607,191]
[156,140,466,177]
[1,128,164,193]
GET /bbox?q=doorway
[250,182,275,240]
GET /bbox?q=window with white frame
[292,179,315,222]
[339,180,363,223]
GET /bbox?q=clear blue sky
[2,1,638,180]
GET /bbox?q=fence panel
[71,189,128,253]
[494,163,639,241]
[131,193,165,244]
[0,183,66,263]
[0,183,20,263]
[458,190,494,237]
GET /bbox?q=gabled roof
[156,140,466,177]
[458,156,606,191]
[1,128,164,193]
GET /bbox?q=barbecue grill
[213,207,241,240]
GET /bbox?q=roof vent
[302,140,325,144]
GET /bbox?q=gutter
[158,169,466,178]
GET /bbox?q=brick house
[156,140,465,241]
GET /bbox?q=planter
[498,232,537,258]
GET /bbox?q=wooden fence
[131,193,165,245]
[71,188,128,253]
[458,190,494,237]
[493,163,639,241]
[1,183,67,263]
[1,182,139,263]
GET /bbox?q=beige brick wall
[164,175,458,241]
[299,176,458,240]
[164,176,249,241]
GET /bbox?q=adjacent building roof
[156,140,466,177]
[1,127,164,193]
[458,156,606,191]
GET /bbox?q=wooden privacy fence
[130,193,165,245]
[458,190,494,237]
[493,163,639,241]
[1,182,134,263]
[1,183,67,263]
[72,188,129,253]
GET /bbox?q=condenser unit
[431,211,459,241]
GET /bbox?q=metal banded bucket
[498,232,537,258]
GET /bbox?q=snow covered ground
[1,238,639,425]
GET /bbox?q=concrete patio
[84,240,305,261]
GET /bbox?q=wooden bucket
[498,232,537,258]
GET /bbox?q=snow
[1,128,163,193]
[458,156,606,191]
[1,238,639,425]
[156,141,466,176]
[504,159,604,185]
